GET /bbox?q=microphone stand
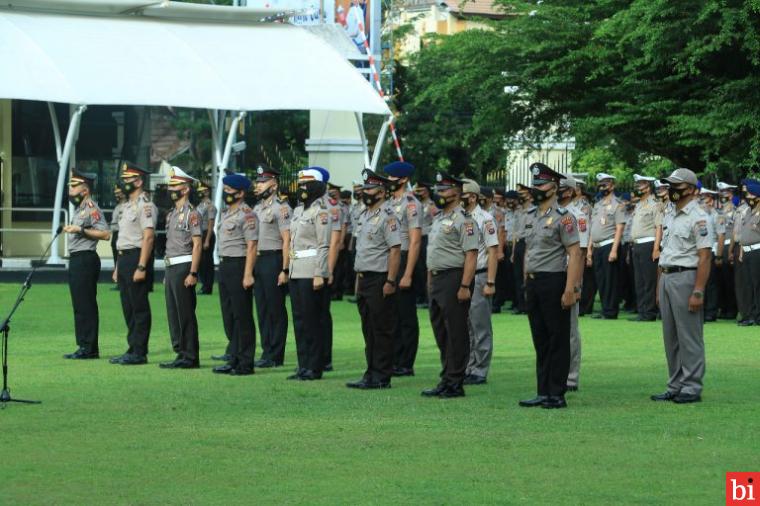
[0,226,62,407]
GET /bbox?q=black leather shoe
[439,384,465,398]
[211,353,231,361]
[592,314,618,320]
[346,379,391,389]
[109,354,128,364]
[541,396,567,409]
[672,392,701,404]
[650,391,677,401]
[120,354,147,365]
[323,364,334,372]
[64,349,99,360]
[519,395,548,407]
[230,368,254,376]
[421,384,447,397]
[254,359,276,368]
[566,385,579,392]
[463,374,487,385]
[738,320,755,326]
[160,359,199,369]
[212,364,234,374]
[393,367,415,377]
[299,370,323,380]
[628,316,656,322]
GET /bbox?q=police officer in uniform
[461,180,498,385]
[510,184,532,314]
[738,179,760,326]
[346,181,365,302]
[63,170,110,359]
[422,173,478,399]
[252,166,291,368]
[328,182,348,301]
[731,184,753,325]
[383,161,423,377]
[501,190,520,309]
[413,181,434,308]
[213,174,258,375]
[715,181,738,319]
[346,170,401,389]
[588,173,627,319]
[699,188,722,322]
[110,185,125,267]
[629,174,660,321]
[289,168,332,381]
[196,181,217,295]
[518,163,582,409]
[111,163,158,365]
[652,168,713,404]
[161,167,202,369]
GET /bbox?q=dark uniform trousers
[743,249,760,322]
[413,235,429,305]
[394,250,420,370]
[429,268,471,386]
[493,246,512,311]
[357,272,397,383]
[579,248,597,315]
[321,288,334,368]
[68,251,101,354]
[253,251,288,365]
[718,246,737,319]
[290,278,329,373]
[218,257,255,371]
[199,233,216,294]
[704,254,719,320]
[110,232,119,264]
[632,243,658,319]
[593,243,620,318]
[734,244,753,320]
[117,249,151,357]
[343,234,357,296]
[619,243,637,311]
[165,262,199,362]
[512,239,527,312]
[525,272,571,396]
[332,242,349,300]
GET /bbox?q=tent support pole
[48,104,87,265]
[212,111,246,264]
[354,112,370,169]
[47,103,62,161]
[369,115,391,172]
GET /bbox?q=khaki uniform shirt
[197,199,218,233]
[740,205,760,246]
[69,198,108,253]
[390,192,423,251]
[354,202,401,273]
[254,196,291,252]
[660,199,714,268]
[734,202,750,243]
[524,202,580,273]
[110,202,124,232]
[566,200,590,249]
[165,202,201,258]
[470,205,499,271]
[503,208,517,243]
[427,207,479,271]
[513,206,532,241]
[290,199,331,279]
[322,196,344,234]
[420,199,437,236]
[631,195,660,240]
[218,203,258,257]
[116,193,158,250]
[590,196,627,243]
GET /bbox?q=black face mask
[557,189,573,206]
[257,186,274,201]
[120,181,138,195]
[597,185,611,196]
[362,192,381,207]
[431,191,455,209]
[626,203,635,211]
[634,188,646,197]
[388,180,400,193]
[168,189,184,202]
[69,194,84,207]
[668,187,690,203]
[353,191,361,200]
[223,191,239,205]
[298,181,325,207]
[530,187,553,203]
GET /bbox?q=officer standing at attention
[383,161,423,378]
[213,173,258,376]
[196,181,217,295]
[110,185,125,268]
[252,166,291,369]
[587,173,627,319]
[111,162,158,365]
[715,182,738,320]
[422,173,478,399]
[518,163,583,409]
[699,188,722,322]
[328,182,348,301]
[160,167,202,369]
[629,174,660,322]
[413,181,436,308]
[63,170,110,360]
[501,190,520,310]
[557,175,584,392]
[460,179,498,386]
[289,168,332,381]
[346,170,401,390]
[738,179,760,326]
[652,168,713,404]
[510,184,532,314]
[730,184,753,325]
[346,181,365,301]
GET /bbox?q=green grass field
[0,282,757,505]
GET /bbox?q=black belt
[70,250,97,257]
[221,256,246,262]
[430,268,462,277]
[526,271,566,280]
[258,250,282,257]
[118,248,140,255]
[357,271,386,279]
[475,268,487,275]
[661,266,696,274]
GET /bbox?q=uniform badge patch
[696,220,708,237]
[330,208,339,222]
[144,206,152,218]
[190,213,199,227]
[407,203,418,218]
[465,222,474,236]
[485,220,495,235]
[561,216,575,233]
[319,212,329,225]
[578,218,587,232]
[280,207,290,220]
[388,218,398,232]
[91,210,101,222]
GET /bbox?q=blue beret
[744,179,760,197]
[733,195,741,207]
[383,161,415,178]
[311,167,330,183]
[222,173,251,191]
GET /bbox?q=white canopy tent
[0,0,392,263]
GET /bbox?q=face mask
[362,192,381,207]
[668,187,689,203]
[558,189,573,206]
[69,194,84,207]
[223,191,239,205]
[353,191,361,200]
[719,196,730,204]
[120,181,136,194]
[626,204,635,211]
[478,199,487,208]
[297,181,325,206]
[257,186,274,201]
[597,185,611,195]
[530,187,553,203]
[168,189,184,202]
[634,188,647,197]
[431,191,455,209]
